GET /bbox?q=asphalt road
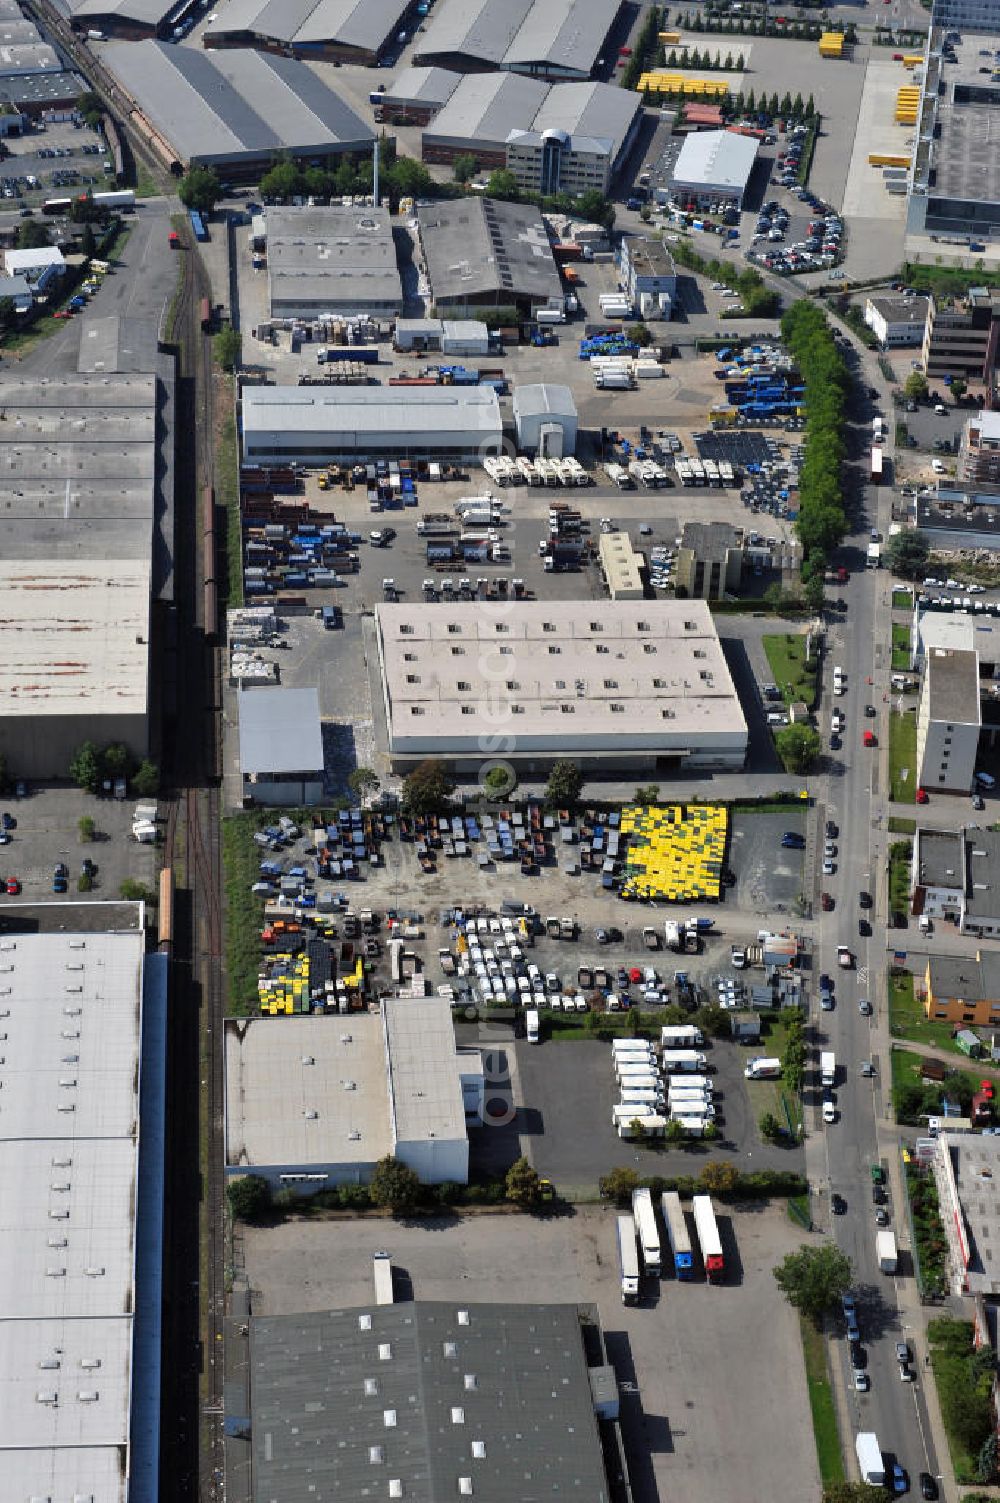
[807,332,944,1488]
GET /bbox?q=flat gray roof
[104,41,375,166]
[927,949,1000,1001]
[385,996,468,1147]
[671,129,759,192]
[926,32,1000,210]
[939,1132,1000,1294]
[681,520,742,561]
[243,383,502,439]
[414,0,619,76]
[512,381,577,420]
[425,73,639,159]
[249,1302,611,1503]
[0,42,61,77]
[965,828,1000,921]
[64,0,175,20]
[916,827,965,889]
[238,685,324,775]
[867,294,930,325]
[384,64,461,109]
[417,196,562,305]
[207,0,410,52]
[0,927,145,1503]
[266,204,402,310]
[926,646,982,725]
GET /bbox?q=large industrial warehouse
[421,73,642,193]
[669,128,759,210]
[225,996,476,1190]
[53,0,179,39]
[103,41,376,176]
[241,385,503,463]
[375,600,749,773]
[414,0,622,79]
[0,373,161,778]
[417,196,563,315]
[203,0,413,64]
[907,30,1000,246]
[0,920,165,1503]
[263,204,402,319]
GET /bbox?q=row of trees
[399,757,586,816]
[672,240,780,317]
[780,301,850,570]
[661,46,746,70]
[68,740,159,799]
[228,1152,549,1219]
[622,4,667,91]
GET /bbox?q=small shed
[512,382,578,458]
[730,1011,761,1042]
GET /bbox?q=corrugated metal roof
[243,384,502,438]
[671,128,759,191]
[384,64,461,108]
[426,70,547,147]
[414,0,533,66]
[505,0,619,73]
[104,41,374,163]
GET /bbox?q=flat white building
[863,294,930,348]
[0,922,161,1503]
[224,995,472,1191]
[375,599,748,773]
[242,384,502,463]
[916,645,981,793]
[669,129,758,209]
[512,382,578,456]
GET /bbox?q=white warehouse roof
[0,927,146,1503]
[671,129,759,192]
[512,381,577,422]
[242,384,502,457]
[414,0,620,78]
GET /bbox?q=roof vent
[443,1341,458,1357]
[35,1391,57,1406]
[303,1109,318,1119]
[451,1407,465,1425]
[389,1483,404,1500]
[471,1441,486,1459]
[369,1446,385,1465]
[378,1343,392,1361]
[459,1480,473,1497]
[364,1377,378,1396]
[383,1409,397,1428]
[341,1033,353,1044]
[358,1314,372,1331]
[457,1310,470,1326]
[76,1391,99,1403]
[342,1080,357,1091]
[301,1055,315,1066]
[38,1358,60,1371]
[464,1374,477,1391]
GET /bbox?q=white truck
[525,1009,539,1044]
[632,1187,662,1276]
[660,1049,708,1073]
[744,1056,781,1080]
[876,1229,898,1274]
[821,1051,836,1087]
[616,1213,641,1303]
[855,1432,884,1486]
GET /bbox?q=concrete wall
[0,711,147,780]
[394,1133,469,1185]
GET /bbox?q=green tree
[214,326,241,372]
[665,1117,687,1144]
[77,90,103,129]
[16,218,50,250]
[485,169,520,201]
[950,377,967,401]
[259,159,301,202]
[69,741,101,795]
[805,93,816,116]
[803,574,826,612]
[452,152,477,184]
[885,528,930,581]
[699,1161,738,1194]
[823,1486,892,1503]
[179,166,221,214]
[77,815,95,843]
[904,370,928,400]
[385,156,436,201]
[226,1174,273,1221]
[598,1166,639,1205]
[759,1110,782,1142]
[369,1155,422,1212]
[401,759,454,815]
[774,723,821,774]
[545,758,583,808]
[80,221,97,260]
[132,760,160,798]
[505,1155,543,1206]
[773,1242,852,1324]
[77,871,93,893]
[483,764,516,799]
[101,742,130,780]
[348,767,381,803]
[626,321,654,347]
[632,784,660,806]
[120,879,156,902]
[791,91,804,117]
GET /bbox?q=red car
[893,51,904,58]
[5,878,19,895]
[821,892,834,911]
[916,787,929,804]
[863,730,877,747]
[618,45,632,55]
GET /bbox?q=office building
[912,825,1000,936]
[203,0,413,63]
[922,949,1000,1027]
[0,919,165,1502]
[242,385,502,464]
[916,645,981,793]
[264,204,402,319]
[617,235,677,316]
[416,196,563,315]
[674,522,744,600]
[375,599,748,774]
[414,0,623,81]
[511,382,578,456]
[922,290,1000,381]
[932,0,1000,34]
[863,294,930,348]
[419,73,642,195]
[669,128,759,210]
[238,686,325,806]
[908,31,1000,246]
[959,408,1000,487]
[103,41,376,177]
[933,1132,1000,1299]
[225,996,472,1191]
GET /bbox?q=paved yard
[242,1203,820,1503]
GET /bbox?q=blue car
[781,832,805,849]
[892,1463,909,1495]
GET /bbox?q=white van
[525,1008,540,1044]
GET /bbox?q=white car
[823,859,836,876]
[823,1099,837,1124]
[932,458,945,473]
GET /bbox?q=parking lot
[0,117,111,209]
[0,786,156,903]
[241,1203,820,1503]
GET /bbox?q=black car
[873,1184,887,1206]
[859,890,873,908]
[859,918,871,937]
[918,1473,938,1500]
[831,1192,847,1215]
[826,819,838,838]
